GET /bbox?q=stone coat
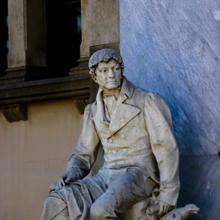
[67,78,180,206]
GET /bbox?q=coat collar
[93,78,141,138]
[120,77,134,100]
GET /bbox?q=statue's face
[94,59,122,90]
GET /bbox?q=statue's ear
[91,74,97,82]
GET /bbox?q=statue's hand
[49,169,81,191]
[49,177,65,191]
[62,169,81,184]
[158,201,175,217]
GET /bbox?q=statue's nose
[108,69,115,77]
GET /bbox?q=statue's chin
[102,85,120,91]
[106,84,120,90]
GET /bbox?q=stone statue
[41,48,180,220]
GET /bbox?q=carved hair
[88,48,124,76]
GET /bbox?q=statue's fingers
[193,207,200,213]
[164,206,170,213]
[158,205,165,216]
[159,204,170,217]
[60,178,65,187]
[166,204,170,211]
[191,209,199,214]
[162,206,168,214]
[56,180,61,189]
[64,176,72,184]
[49,183,56,191]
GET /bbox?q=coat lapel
[93,78,141,139]
[109,102,140,136]
[93,88,112,139]
[109,79,140,137]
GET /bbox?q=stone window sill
[0,71,91,122]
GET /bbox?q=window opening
[46,0,81,77]
[0,0,8,76]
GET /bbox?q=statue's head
[88,48,124,90]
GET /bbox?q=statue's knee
[41,195,67,220]
[90,203,106,220]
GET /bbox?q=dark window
[0,0,8,76]
[46,0,81,77]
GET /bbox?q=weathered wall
[89,0,119,47]
[7,0,46,68]
[0,99,83,220]
[80,0,119,58]
[120,1,220,219]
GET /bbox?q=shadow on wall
[120,0,220,219]
[178,155,220,220]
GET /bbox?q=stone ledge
[0,104,27,122]
[0,72,90,122]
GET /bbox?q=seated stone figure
[41,48,180,220]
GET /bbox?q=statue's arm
[144,94,180,210]
[51,104,100,189]
[67,104,100,178]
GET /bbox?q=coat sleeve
[66,104,100,179]
[144,93,180,206]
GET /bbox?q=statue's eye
[115,66,120,71]
[99,68,107,73]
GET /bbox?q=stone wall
[0,100,83,220]
[120,1,220,219]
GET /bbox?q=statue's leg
[41,174,107,220]
[41,192,69,220]
[90,168,156,220]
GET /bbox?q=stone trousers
[41,167,156,220]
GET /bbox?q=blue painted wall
[120,1,220,219]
